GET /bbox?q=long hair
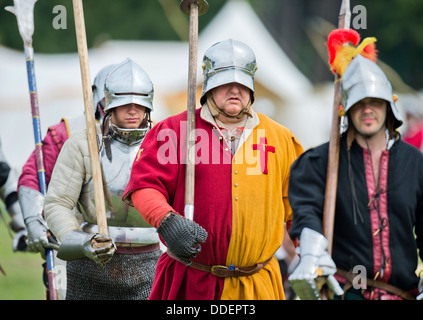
[386,103,399,140]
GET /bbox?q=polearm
[72,0,108,236]
[179,0,208,221]
[5,0,58,300]
[322,0,351,255]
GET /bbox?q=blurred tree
[0,0,227,52]
[363,0,423,90]
[252,0,423,90]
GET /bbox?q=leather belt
[167,250,272,278]
[116,243,160,255]
[336,268,416,300]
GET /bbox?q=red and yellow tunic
[123,106,303,300]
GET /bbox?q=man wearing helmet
[288,31,423,300]
[17,63,116,254]
[123,39,304,300]
[43,58,161,300]
[16,63,116,299]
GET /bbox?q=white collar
[200,104,260,154]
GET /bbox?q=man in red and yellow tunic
[123,39,303,300]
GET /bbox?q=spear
[179,0,208,221]
[5,0,57,300]
[322,0,351,255]
[71,0,108,236]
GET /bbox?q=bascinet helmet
[200,39,257,105]
[92,63,118,119]
[104,58,154,112]
[341,55,403,131]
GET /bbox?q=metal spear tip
[5,0,38,46]
[180,0,209,16]
[338,0,351,29]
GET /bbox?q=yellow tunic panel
[220,114,303,300]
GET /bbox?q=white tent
[199,0,311,101]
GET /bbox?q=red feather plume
[327,28,378,76]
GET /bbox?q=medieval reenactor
[288,28,423,300]
[122,39,304,300]
[16,63,116,299]
[43,58,161,300]
[17,63,116,258]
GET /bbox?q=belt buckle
[211,265,229,277]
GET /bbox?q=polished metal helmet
[92,63,118,116]
[104,58,154,113]
[341,55,402,130]
[200,39,257,105]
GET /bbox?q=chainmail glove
[157,213,208,263]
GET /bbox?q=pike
[71,0,108,236]
[5,0,58,300]
[322,0,351,255]
[179,0,209,221]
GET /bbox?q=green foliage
[0,0,228,53]
[361,0,423,88]
[0,200,45,300]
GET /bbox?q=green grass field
[0,202,46,300]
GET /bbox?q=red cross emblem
[252,137,275,174]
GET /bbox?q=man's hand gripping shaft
[289,228,344,299]
[158,213,208,264]
[57,230,116,267]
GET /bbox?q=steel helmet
[341,55,403,131]
[104,58,154,112]
[92,63,118,116]
[200,39,257,105]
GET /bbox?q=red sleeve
[18,121,69,192]
[123,116,182,206]
[132,188,176,228]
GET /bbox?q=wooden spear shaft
[323,78,341,255]
[72,0,108,235]
[180,0,208,221]
[322,0,351,255]
[185,2,198,221]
